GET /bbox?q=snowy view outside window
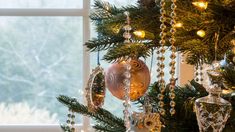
[0,17,83,124]
[0,0,82,8]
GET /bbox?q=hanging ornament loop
[97,20,102,66]
[97,49,100,66]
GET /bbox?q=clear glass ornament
[195,61,232,132]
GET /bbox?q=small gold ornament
[105,59,150,101]
[131,112,161,132]
[85,66,106,112]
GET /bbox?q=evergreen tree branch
[222,67,235,90]
[57,95,125,130]
[103,43,152,62]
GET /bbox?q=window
[0,1,90,131]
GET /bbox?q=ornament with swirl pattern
[105,59,150,101]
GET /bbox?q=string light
[133,30,145,38]
[192,1,208,10]
[174,22,183,28]
[197,30,206,37]
[222,89,233,94]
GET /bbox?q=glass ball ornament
[105,59,150,101]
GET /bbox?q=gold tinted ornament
[131,112,161,132]
[105,59,150,101]
[85,66,106,112]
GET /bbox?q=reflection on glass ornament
[195,61,232,132]
[105,59,150,101]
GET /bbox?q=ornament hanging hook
[97,20,102,66]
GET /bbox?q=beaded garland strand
[157,0,167,116]
[122,11,132,132]
[65,108,76,132]
[157,0,178,116]
[169,0,177,115]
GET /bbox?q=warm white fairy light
[192,1,208,10]
[197,30,206,37]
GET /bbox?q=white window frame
[0,0,93,132]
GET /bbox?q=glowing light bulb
[197,30,206,37]
[174,22,183,28]
[133,30,145,38]
[222,89,233,94]
[192,1,208,10]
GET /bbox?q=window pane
[0,0,82,8]
[0,17,83,124]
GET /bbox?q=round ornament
[85,65,106,112]
[105,59,150,101]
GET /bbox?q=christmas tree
[57,0,235,131]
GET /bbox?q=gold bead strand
[194,65,199,82]
[156,48,161,82]
[199,59,204,84]
[157,0,167,116]
[169,0,177,116]
[200,64,204,84]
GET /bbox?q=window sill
[0,124,92,132]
